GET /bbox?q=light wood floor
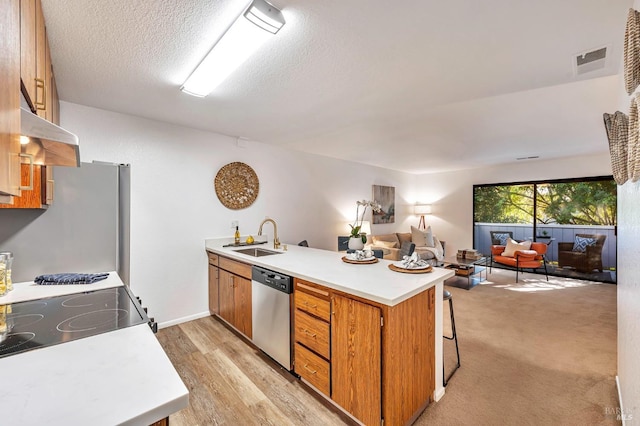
[156,315,351,426]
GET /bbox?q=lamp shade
[414,204,432,215]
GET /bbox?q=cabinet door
[20,0,36,110]
[218,269,235,325]
[0,164,46,209]
[44,165,53,205]
[1,0,21,200]
[34,0,47,118]
[208,264,219,315]
[331,295,382,426]
[234,275,252,339]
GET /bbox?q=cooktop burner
[0,287,148,359]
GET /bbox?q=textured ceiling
[41,0,633,174]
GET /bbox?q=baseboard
[616,375,626,426]
[433,386,446,402]
[158,311,211,329]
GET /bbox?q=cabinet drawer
[219,256,251,279]
[207,251,219,266]
[295,309,330,359]
[295,343,330,397]
[295,290,331,321]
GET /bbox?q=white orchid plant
[349,199,382,242]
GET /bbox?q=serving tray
[388,264,433,274]
[342,256,379,264]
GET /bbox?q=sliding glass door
[473,177,617,283]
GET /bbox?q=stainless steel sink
[233,247,282,257]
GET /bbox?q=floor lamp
[414,204,432,230]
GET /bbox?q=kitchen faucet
[258,218,280,250]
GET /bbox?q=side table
[443,256,487,290]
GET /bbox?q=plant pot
[348,236,364,250]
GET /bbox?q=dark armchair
[557,234,606,273]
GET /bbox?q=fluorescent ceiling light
[181,0,285,97]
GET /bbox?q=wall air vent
[575,47,607,75]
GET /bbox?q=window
[473,176,616,283]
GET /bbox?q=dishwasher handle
[252,266,293,294]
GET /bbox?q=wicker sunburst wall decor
[214,162,259,210]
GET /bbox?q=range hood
[20,107,80,167]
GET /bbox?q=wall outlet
[231,220,238,229]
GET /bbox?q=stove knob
[143,307,148,313]
[148,318,158,333]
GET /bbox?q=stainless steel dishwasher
[251,265,293,370]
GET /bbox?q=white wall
[617,180,640,419]
[616,0,640,416]
[60,101,415,326]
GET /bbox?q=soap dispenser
[234,226,240,245]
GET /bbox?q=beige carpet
[416,269,619,425]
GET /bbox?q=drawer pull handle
[19,154,34,190]
[35,78,46,110]
[303,329,317,338]
[303,364,317,375]
[304,301,318,309]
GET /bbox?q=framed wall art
[372,185,395,224]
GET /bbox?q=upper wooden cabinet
[0,0,22,200]
[2,0,58,206]
[20,0,59,121]
[20,0,36,110]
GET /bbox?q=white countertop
[0,272,124,304]
[0,272,189,426]
[205,238,454,306]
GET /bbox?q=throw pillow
[374,240,399,249]
[396,232,412,244]
[572,236,596,252]
[371,234,399,248]
[501,238,532,257]
[493,233,511,245]
[411,225,435,247]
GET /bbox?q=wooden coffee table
[443,256,487,290]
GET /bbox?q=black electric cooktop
[0,287,148,359]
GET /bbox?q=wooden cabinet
[2,0,57,206]
[215,256,252,339]
[331,294,381,426]
[295,343,330,396]
[0,163,45,209]
[207,252,219,315]
[294,277,436,426]
[294,278,382,422]
[0,163,53,209]
[294,280,332,397]
[0,0,22,201]
[20,0,36,110]
[20,0,55,119]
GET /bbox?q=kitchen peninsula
[205,238,454,426]
[0,273,188,426]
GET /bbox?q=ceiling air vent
[575,47,607,75]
